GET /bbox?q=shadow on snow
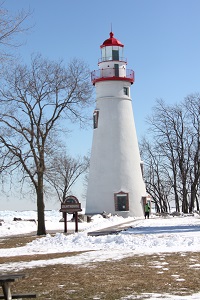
[123,225,200,235]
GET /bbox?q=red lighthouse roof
[100,32,124,48]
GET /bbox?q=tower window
[112,50,119,60]
[93,110,99,129]
[114,191,129,211]
[114,64,119,77]
[123,87,129,96]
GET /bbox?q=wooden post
[64,212,67,233]
[60,196,82,233]
[75,212,78,232]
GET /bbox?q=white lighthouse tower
[86,31,146,217]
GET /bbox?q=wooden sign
[60,196,82,213]
[59,196,82,233]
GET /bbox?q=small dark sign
[59,195,82,233]
[60,196,82,213]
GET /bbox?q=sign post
[63,212,67,233]
[60,196,82,233]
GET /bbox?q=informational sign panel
[59,195,82,233]
[60,196,82,213]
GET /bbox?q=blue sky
[2,0,200,210]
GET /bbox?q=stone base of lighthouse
[85,80,146,218]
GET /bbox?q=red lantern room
[91,32,134,85]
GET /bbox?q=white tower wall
[86,32,146,217]
[86,80,146,217]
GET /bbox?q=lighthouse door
[115,192,129,211]
[117,195,127,211]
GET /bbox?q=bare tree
[184,94,200,212]
[0,2,30,63]
[146,100,183,212]
[140,138,171,213]
[0,54,93,235]
[143,95,200,213]
[46,153,89,203]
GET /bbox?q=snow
[1,210,200,299]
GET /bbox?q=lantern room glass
[101,46,124,62]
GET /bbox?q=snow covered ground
[1,210,200,299]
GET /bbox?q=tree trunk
[162,199,168,213]
[37,172,46,235]
[174,188,180,212]
[196,196,199,211]
[182,184,188,213]
[189,186,196,213]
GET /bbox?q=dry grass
[0,235,38,249]
[1,235,200,299]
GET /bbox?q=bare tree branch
[0,3,32,63]
[0,54,93,235]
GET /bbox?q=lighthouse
[85,31,146,217]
